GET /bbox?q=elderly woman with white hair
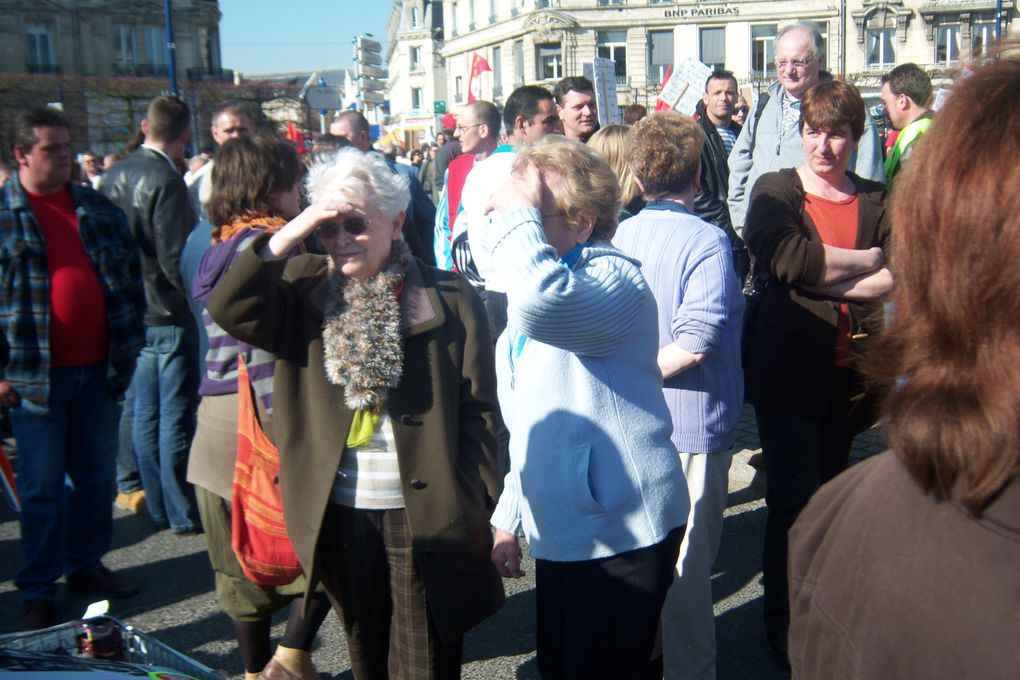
[206,147,505,679]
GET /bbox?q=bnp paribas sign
[663,5,741,19]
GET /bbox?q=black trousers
[534,526,684,680]
[318,505,462,680]
[756,368,872,643]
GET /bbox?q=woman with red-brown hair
[742,79,894,663]
[787,42,1020,679]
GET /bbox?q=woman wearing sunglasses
[206,147,505,679]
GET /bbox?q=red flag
[286,121,307,154]
[655,64,674,112]
[468,52,492,103]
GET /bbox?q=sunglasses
[734,106,749,115]
[318,217,369,239]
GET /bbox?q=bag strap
[236,356,276,461]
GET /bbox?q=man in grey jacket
[727,22,884,235]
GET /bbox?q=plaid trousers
[318,504,462,680]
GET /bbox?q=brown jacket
[206,238,505,642]
[789,452,1020,679]
[743,169,890,418]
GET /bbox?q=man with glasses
[727,22,883,237]
[434,101,501,269]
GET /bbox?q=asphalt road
[0,405,884,679]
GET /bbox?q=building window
[699,27,725,71]
[537,43,563,81]
[935,24,961,65]
[113,25,135,73]
[492,46,503,97]
[648,29,673,85]
[411,6,420,27]
[27,21,56,73]
[751,24,777,77]
[514,39,525,87]
[143,26,168,74]
[816,22,830,71]
[410,46,422,71]
[490,0,498,22]
[455,76,464,103]
[411,87,423,111]
[866,28,896,67]
[972,16,996,57]
[597,31,628,85]
[597,0,623,5]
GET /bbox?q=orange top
[805,192,859,368]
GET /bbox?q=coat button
[409,479,427,490]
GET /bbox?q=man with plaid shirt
[1,107,145,631]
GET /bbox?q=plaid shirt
[0,173,145,405]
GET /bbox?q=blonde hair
[514,136,621,242]
[588,125,641,208]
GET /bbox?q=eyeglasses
[734,106,749,115]
[775,56,814,70]
[455,123,484,134]
[318,217,369,239]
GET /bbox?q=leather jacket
[102,146,196,326]
[694,105,744,253]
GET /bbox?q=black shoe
[67,565,139,598]
[767,628,791,672]
[16,599,55,631]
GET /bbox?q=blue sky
[219,0,391,76]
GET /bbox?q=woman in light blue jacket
[483,136,689,679]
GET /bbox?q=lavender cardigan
[613,203,744,454]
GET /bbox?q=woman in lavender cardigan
[612,111,745,680]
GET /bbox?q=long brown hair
[207,134,303,228]
[867,40,1020,514]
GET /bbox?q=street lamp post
[164,0,179,95]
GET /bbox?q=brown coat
[743,169,890,418]
[206,238,505,642]
[789,452,1020,679]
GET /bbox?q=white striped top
[329,414,405,509]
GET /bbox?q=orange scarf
[212,213,288,244]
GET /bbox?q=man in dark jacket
[694,70,748,281]
[102,96,200,536]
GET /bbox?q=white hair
[305,148,409,220]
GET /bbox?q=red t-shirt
[25,186,108,367]
[804,192,859,368]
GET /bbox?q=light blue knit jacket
[486,207,690,562]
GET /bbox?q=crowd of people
[2,21,1018,680]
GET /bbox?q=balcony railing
[27,63,60,74]
[187,67,235,83]
[113,62,169,77]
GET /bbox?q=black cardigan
[742,168,890,418]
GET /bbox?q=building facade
[386,0,450,146]
[0,0,225,81]
[386,0,1013,125]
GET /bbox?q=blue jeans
[133,323,199,532]
[116,375,142,494]
[10,364,120,601]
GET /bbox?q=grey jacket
[726,81,884,235]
